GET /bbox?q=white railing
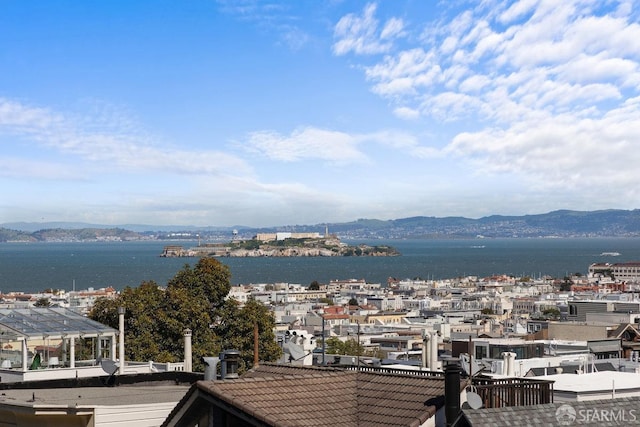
[0,359,188,383]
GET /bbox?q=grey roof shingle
[461,396,640,426]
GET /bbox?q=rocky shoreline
[161,242,399,257]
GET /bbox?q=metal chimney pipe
[203,357,220,381]
[226,350,240,379]
[220,351,227,379]
[118,306,125,375]
[220,349,240,379]
[184,329,192,373]
[445,361,461,427]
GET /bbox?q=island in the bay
[160,231,399,257]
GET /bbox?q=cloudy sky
[1,0,639,227]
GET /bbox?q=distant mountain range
[1,209,640,242]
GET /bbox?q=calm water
[1,238,639,293]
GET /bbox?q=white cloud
[0,156,85,180]
[216,0,312,52]
[333,3,404,55]
[366,48,440,96]
[553,53,639,86]
[244,126,443,163]
[448,96,640,190]
[0,98,252,179]
[498,0,538,24]
[0,98,64,131]
[393,106,420,120]
[459,74,492,93]
[334,0,640,202]
[380,17,405,40]
[244,127,368,164]
[422,92,484,121]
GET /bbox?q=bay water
[1,238,640,293]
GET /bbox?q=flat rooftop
[0,384,189,408]
[538,371,640,393]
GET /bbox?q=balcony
[472,376,554,408]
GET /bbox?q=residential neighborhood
[1,260,640,425]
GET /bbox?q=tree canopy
[34,297,51,307]
[89,257,281,372]
[324,336,381,359]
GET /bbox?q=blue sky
[1,0,639,227]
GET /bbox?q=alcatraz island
[160,230,399,258]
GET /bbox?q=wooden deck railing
[344,366,554,408]
[471,376,554,408]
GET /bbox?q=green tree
[348,297,358,306]
[559,276,573,292]
[308,281,320,290]
[542,307,561,320]
[342,338,364,356]
[89,257,280,372]
[90,281,171,362]
[325,337,372,358]
[167,257,231,310]
[325,336,346,354]
[163,257,235,369]
[215,297,281,373]
[34,297,51,307]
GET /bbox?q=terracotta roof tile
[192,364,455,426]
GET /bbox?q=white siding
[94,402,178,427]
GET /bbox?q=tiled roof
[461,396,640,427]
[198,371,358,426]
[190,364,457,427]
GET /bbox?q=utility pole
[321,314,326,366]
[253,322,259,367]
[357,321,361,371]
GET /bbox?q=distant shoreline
[159,240,401,258]
[3,209,640,241]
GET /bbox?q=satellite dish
[285,342,306,361]
[466,392,483,409]
[100,359,119,376]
